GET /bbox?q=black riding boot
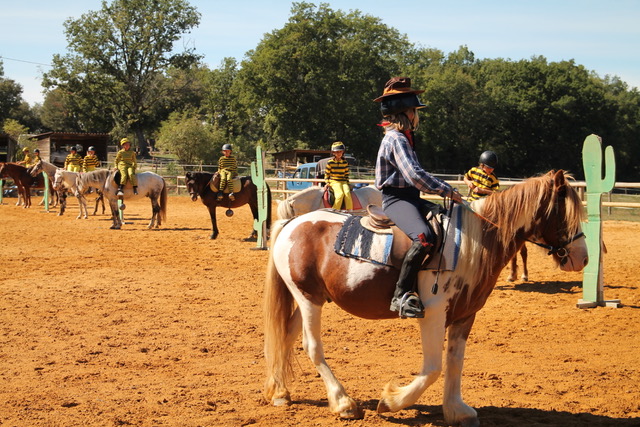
[133,186,138,195]
[116,185,124,196]
[390,240,431,318]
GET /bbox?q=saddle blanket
[334,205,463,271]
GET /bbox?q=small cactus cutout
[581,134,615,304]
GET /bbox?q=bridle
[525,232,585,265]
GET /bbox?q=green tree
[0,61,25,125]
[237,2,408,158]
[42,0,201,156]
[156,110,217,164]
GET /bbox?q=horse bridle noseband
[526,231,585,265]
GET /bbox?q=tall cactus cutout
[251,145,269,250]
[579,134,618,307]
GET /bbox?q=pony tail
[263,220,295,403]
[159,179,168,222]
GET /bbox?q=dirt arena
[1,194,639,426]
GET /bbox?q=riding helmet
[331,142,345,152]
[479,151,498,169]
[22,147,29,152]
[222,144,233,151]
[374,77,426,116]
[120,137,130,146]
[88,146,95,152]
[34,149,40,153]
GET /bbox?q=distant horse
[0,162,55,208]
[263,170,587,425]
[185,171,272,240]
[75,169,109,216]
[103,170,167,229]
[276,185,382,219]
[30,160,104,218]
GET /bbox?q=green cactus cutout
[580,134,615,305]
[251,145,269,250]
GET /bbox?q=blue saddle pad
[334,216,393,266]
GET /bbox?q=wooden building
[0,133,18,162]
[31,132,111,167]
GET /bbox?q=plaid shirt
[375,129,452,198]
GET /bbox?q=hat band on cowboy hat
[373,76,425,102]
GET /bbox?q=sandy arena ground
[1,194,639,426]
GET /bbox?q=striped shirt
[83,154,100,171]
[64,153,83,168]
[375,128,453,198]
[464,166,500,200]
[115,149,137,167]
[218,155,237,174]
[325,158,349,183]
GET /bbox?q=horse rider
[464,151,500,201]
[18,147,34,167]
[324,141,353,210]
[64,146,83,172]
[217,143,238,201]
[115,138,138,195]
[83,146,100,172]
[374,76,463,318]
[33,149,41,165]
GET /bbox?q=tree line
[1,1,638,180]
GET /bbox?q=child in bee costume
[115,138,138,195]
[64,146,83,172]
[463,151,500,201]
[83,146,100,172]
[217,144,238,201]
[324,141,353,210]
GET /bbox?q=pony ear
[553,169,566,187]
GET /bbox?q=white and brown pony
[103,170,167,229]
[263,170,588,426]
[277,185,382,219]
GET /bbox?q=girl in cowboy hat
[324,141,353,210]
[115,138,138,195]
[374,77,463,318]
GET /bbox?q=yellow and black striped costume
[115,148,137,186]
[218,155,238,193]
[64,153,83,172]
[464,166,500,200]
[83,154,100,172]
[324,158,349,182]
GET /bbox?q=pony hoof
[506,277,515,282]
[522,275,529,281]
[272,397,292,407]
[339,407,364,419]
[119,204,126,210]
[458,416,480,427]
[376,400,391,413]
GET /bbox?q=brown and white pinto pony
[263,170,588,426]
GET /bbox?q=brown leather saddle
[361,204,445,269]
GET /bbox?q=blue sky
[2,0,639,106]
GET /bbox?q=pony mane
[455,170,585,291]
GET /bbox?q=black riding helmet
[479,151,498,169]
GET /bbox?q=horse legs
[377,308,446,415]
[207,206,219,239]
[109,199,122,229]
[76,193,88,219]
[519,244,529,281]
[507,245,529,282]
[299,301,362,419]
[442,315,479,427]
[148,196,161,229]
[58,192,67,216]
[93,191,105,215]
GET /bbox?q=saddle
[209,173,241,194]
[337,203,446,270]
[322,186,363,210]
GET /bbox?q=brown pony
[185,171,271,240]
[0,162,56,208]
[263,170,588,426]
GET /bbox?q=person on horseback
[33,149,41,164]
[115,138,138,195]
[217,143,238,201]
[18,147,34,167]
[83,146,100,172]
[324,141,353,210]
[464,151,500,201]
[64,146,83,172]
[374,77,463,318]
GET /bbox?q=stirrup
[116,190,124,196]
[228,192,235,201]
[216,192,223,201]
[390,292,425,319]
